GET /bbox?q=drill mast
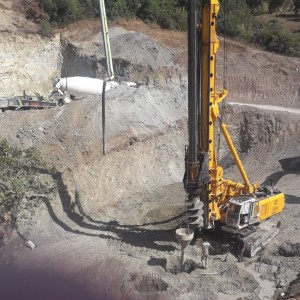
[184,0,256,229]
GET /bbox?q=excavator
[183,0,285,257]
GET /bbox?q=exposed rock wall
[61,42,98,78]
[0,25,299,109]
[217,45,300,107]
[224,104,300,155]
[67,28,188,88]
[0,32,62,96]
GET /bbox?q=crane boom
[99,0,114,80]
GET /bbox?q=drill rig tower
[183,0,284,256]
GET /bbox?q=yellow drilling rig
[183,0,284,256]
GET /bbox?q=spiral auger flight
[186,194,204,229]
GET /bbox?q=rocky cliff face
[0,19,299,109]
[217,44,300,107]
[0,32,62,96]
[224,104,300,154]
[63,27,188,89]
[0,27,186,97]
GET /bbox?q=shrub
[28,0,300,57]
[39,18,51,35]
[218,0,254,37]
[19,0,46,21]
[252,20,300,56]
[251,2,269,15]
[36,0,84,25]
[107,0,135,19]
[173,7,187,31]
[269,0,285,12]
[0,140,57,231]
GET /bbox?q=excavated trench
[134,273,168,293]
[168,259,201,275]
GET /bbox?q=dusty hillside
[0,11,299,107]
[61,20,300,108]
[0,3,300,300]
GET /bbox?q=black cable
[102,81,106,155]
[217,0,228,160]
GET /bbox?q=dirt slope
[0,3,299,300]
[64,21,300,108]
[1,99,299,300]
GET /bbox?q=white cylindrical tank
[55,77,114,96]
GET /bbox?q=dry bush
[17,0,46,22]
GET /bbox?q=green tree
[246,0,269,15]
[173,6,187,31]
[269,0,285,12]
[0,140,57,231]
[218,0,254,37]
[19,0,46,21]
[137,0,186,30]
[294,0,300,15]
[36,0,83,24]
[40,18,51,35]
[252,20,300,56]
[36,0,57,22]
[28,0,300,57]
[138,0,161,24]
[55,0,82,23]
[113,0,131,18]
[246,0,264,10]
[82,0,99,17]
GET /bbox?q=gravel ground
[0,3,300,299]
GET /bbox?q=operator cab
[225,195,259,230]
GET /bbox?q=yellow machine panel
[258,193,285,221]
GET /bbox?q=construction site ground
[0,3,300,300]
